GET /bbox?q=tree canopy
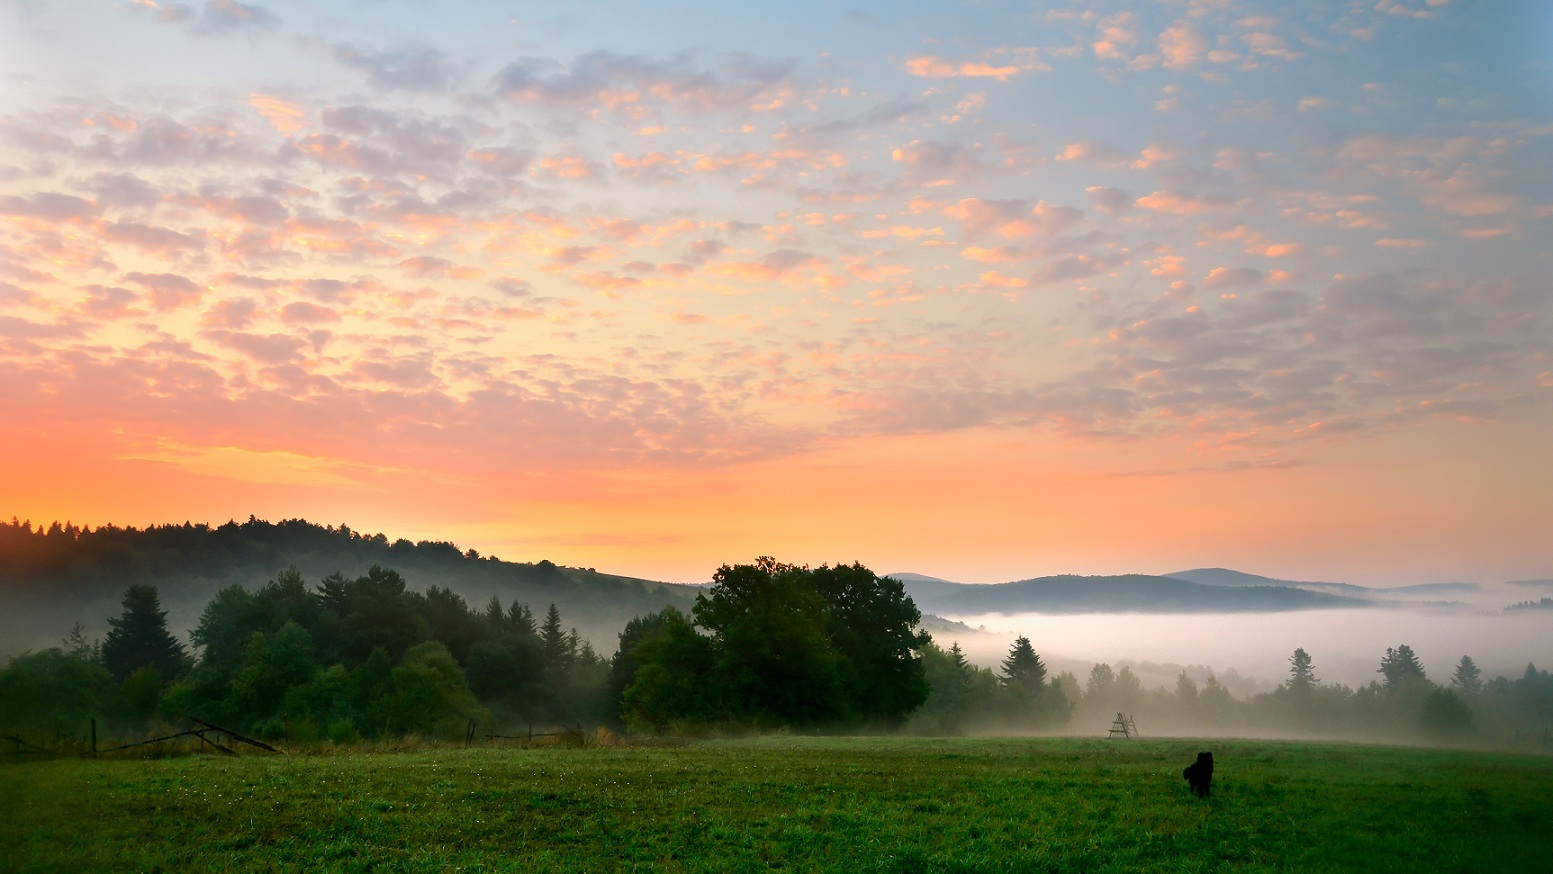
[621,557,931,730]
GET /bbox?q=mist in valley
[926,589,1553,744]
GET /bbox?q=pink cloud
[126,271,204,311]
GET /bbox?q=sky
[2,0,1550,586]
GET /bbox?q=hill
[1165,567,1482,603]
[894,572,1368,615]
[0,517,699,658]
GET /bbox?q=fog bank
[942,607,1553,691]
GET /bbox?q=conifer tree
[1379,644,1427,690]
[1450,655,1482,695]
[101,584,187,681]
[1287,647,1318,693]
[999,636,1048,694]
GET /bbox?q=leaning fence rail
[4,716,284,758]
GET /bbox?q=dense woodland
[0,516,697,658]
[2,518,1552,749]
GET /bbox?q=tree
[1287,648,1318,693]
[809,563,930,725]
[384,641,486,739]
[999,636,1048,694]
[540,604,574,674]
[1175,670,1199,705]
[0,648,110,737]
[1450,655,1482,695]
[621,608,718,732]
[101,584,188,681]
[1419,687,1472,739]
[1085,663,1116,700]
[1378,644,1427,691]
[609,610,671,721]
[693,558,842,726]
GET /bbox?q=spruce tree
[1378,644,1427,690]
[1450,655,1483,695]
[1287,647,1318,693]
[999,636,1047,694]
[101,584,187,681]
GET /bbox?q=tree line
[6,558,1058,743]
[3,556,1550,749]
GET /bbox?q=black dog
[1183,752,1213,798]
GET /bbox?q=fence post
[90,719,97,755]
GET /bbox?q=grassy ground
[2,736,1550,873]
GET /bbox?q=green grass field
[3,737,1550,872]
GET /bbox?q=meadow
[2,737,1549,873]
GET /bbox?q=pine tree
[1379,644,1427,691]
[541,604,572,672]
[101,584,188,681]
[1287,647,1318,693]
[948,641,972,685]
[1450,655,1483,695]
[999,636,1047,694]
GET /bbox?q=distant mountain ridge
[887,571,1368,615]
[1164,567,1481,603]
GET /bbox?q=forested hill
[894,573,1369,615]
[0,517,697,658]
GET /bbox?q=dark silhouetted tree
[1450,655,1482,695]
[101,585,187,681]
[1379,644,1427,691]
[610,610,670,721]
[621,607,718,731]
[1000,636,1048,694]
[540,604,574,673]
[809,563,930,725]
[694,557,842,726]
[1419,687,1472,739]
[1287,647,1318,693]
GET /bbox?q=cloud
[278,301,340,325]
[86,173,163,211]
[0,193,97,222]
[201,297,258,329]
[1203,267,1264,289]
[203,329,306,364]
[250,94,306,135]
[891,140,991,184]
[1136,190,1235,215]
[99,221,204,255]
[125,272,203,311]
[333,43,461,92]
[78,285,142,320]
[197,0,278,35]
[1158,22,1206,69]
[902,48,1046,82]
[398,256,484,280]
[467,147,534,177]
[1086,186,1133,216]
[491,51,795,118]
[944,198,1084,240]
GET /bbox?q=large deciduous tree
[620,557,932,730]
[694,557,842,726]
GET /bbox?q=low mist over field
[945,607,1553,694]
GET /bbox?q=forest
[2,519,1552,749]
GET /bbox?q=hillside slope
[894,572,1369,615]
[0,517,699,658]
